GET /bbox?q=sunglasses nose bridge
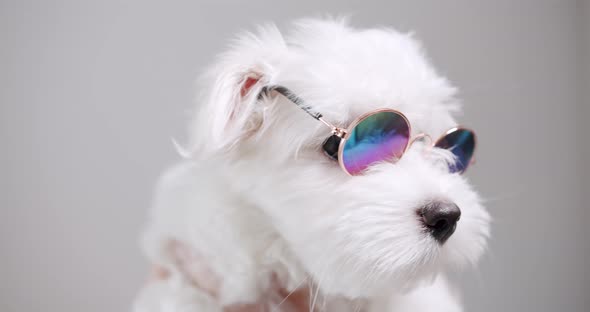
[409,133,433,147]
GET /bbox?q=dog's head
[189,18,490,298]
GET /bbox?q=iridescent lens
[435,128,476,174]
[341,111,410,175]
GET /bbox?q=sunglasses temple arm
[259,86,338,131]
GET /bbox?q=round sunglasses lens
[341,111,410,175]
[435,128,476,173]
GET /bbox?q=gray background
[1,0,588,311]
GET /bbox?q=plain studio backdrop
[1,1,589,311]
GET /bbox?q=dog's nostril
[419,201,461,244]
[432,219,448,231]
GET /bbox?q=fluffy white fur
[135,18,490,312]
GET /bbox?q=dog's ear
[189,24,286,156]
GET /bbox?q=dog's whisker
[271,276,309,312]
[309,272,323,312]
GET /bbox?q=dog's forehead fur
[279,19,459,129]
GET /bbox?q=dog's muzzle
[419,201,461,244]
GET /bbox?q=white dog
[134,18,490,312]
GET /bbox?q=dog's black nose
[420,201,461,244]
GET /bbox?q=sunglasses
[259,85,477,176]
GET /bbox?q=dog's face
[191,19,490,298]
